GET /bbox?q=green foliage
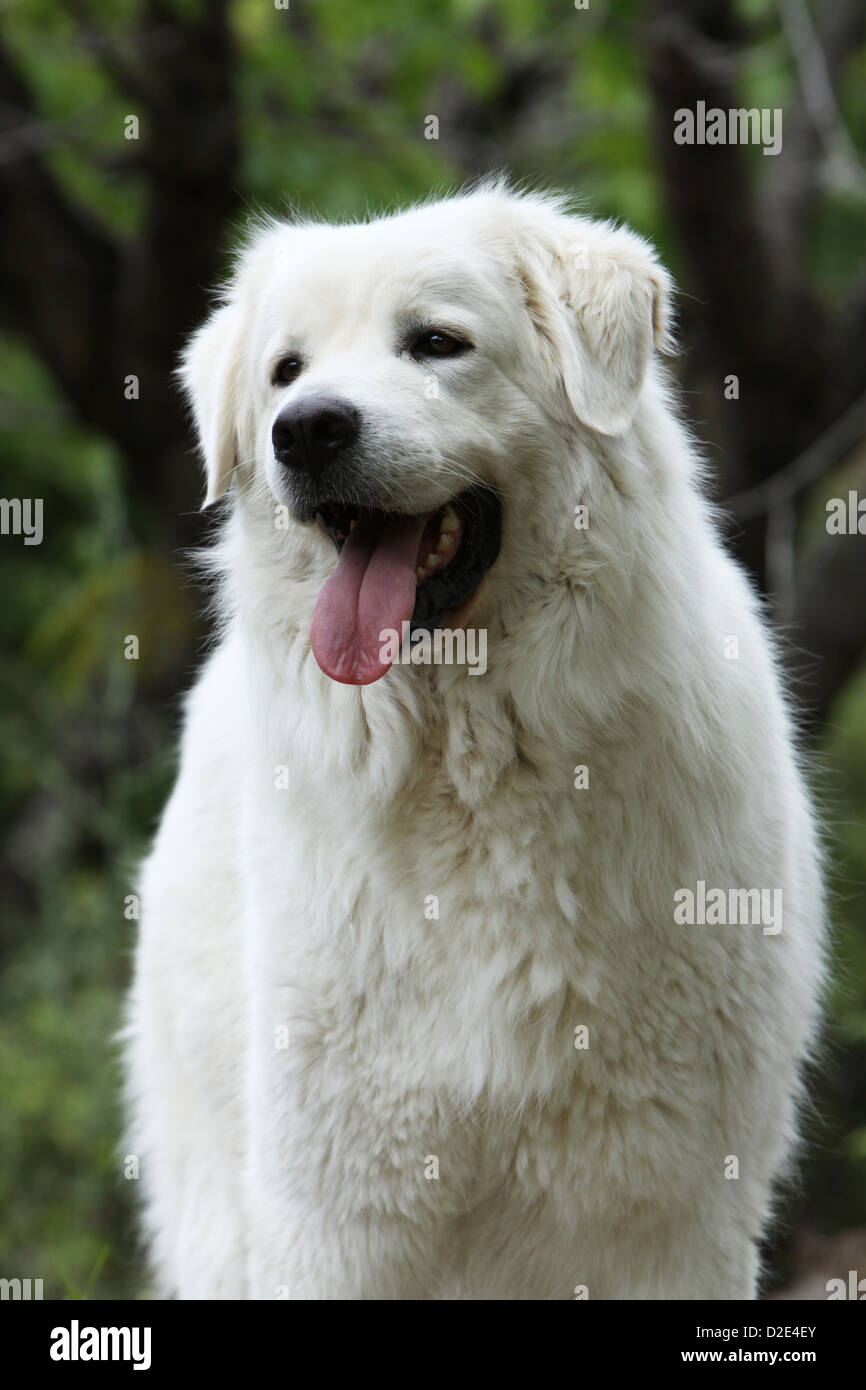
[0,0,864,1298]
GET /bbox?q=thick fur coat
[124,185,825,1299]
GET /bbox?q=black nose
[272,396,360,477]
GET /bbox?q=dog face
[181,185,672,684]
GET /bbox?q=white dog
[124,183,825,1299]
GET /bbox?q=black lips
[411,486,501,630]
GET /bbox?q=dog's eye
[274,356,303,385]
[410,330,471,360]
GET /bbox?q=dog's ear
[519,217,674,436]
[179,301,245,508]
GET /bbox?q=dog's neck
[211,432,706,812]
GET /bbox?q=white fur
[124,184,825,1300]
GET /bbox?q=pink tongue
[311,513,431,684]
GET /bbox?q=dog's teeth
[416,566,426,581]
[440,505,460,534]
[427,553,440,567]
[436,532,453,555]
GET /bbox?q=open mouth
[309,484,501,685]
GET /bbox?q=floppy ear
[520,220,674,436]
[178,301,245,508]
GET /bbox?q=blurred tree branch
[0,35,119,437]
[0,0,239,543]
[789,513,866,737]
[644,0,866,733]
[767,0,866,263]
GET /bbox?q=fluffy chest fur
[223,607,808,1237]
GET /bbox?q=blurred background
[1,0,865,1300]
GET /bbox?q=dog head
[181,183,673,684]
